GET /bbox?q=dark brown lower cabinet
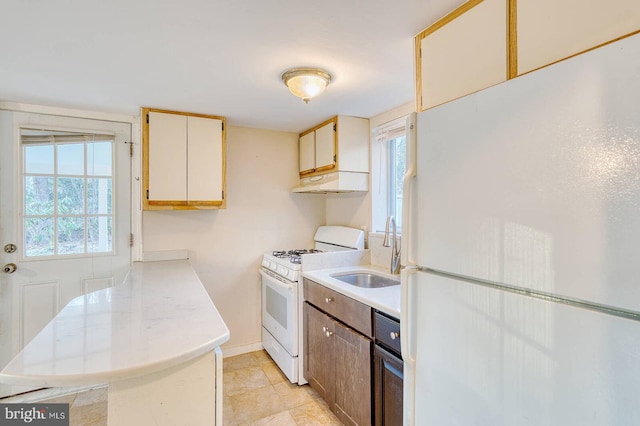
[303,301,372,426]
[374,345,403,426]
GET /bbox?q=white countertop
[302,265,401,319]
[0,260,230,387]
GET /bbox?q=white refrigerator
[401,33,640,425]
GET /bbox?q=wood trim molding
[141,107,151,211]
[415,0,484,40]
[507,0,518,79]
[142,107,225,122]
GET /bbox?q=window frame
[371,115,409,235]
[386,134,406,232]
[20,128,116,261]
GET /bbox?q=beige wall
[142,126,326,352]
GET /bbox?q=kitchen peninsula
[0,260,230,425]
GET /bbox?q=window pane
[57,143,84,175]
[25,176,54,215]
[25,145,54,174]
[57,217,85,255]
[87,142,112,176]
[87,178,112,214]
[57,177,85,214]
[25,217,54,256]
[87,216,112,253]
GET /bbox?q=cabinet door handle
[322,326,327,333]
[325,297,334,303]
[325,330,333,337]
[390,331,400,340]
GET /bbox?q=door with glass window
[0,110,131,397]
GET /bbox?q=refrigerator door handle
[401,112,417,267]
[401,268,418,425]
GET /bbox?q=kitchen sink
[331,272,399,288]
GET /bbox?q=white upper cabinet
[299,131,316,174]
[298,116,369,178]
[517,0,640,74]
[314,122,336,172]
[142,108,226,210]
[187,115,224,203]
[416,0,508,111]
[147,112,188,202]
[414,0,640,111]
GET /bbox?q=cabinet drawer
[374,311,401,357]
[304,278,372,338]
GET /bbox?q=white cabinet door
[419,0,507,110]
[148,112,187,201]
[517,0,640,74]
[187,116,223,202]
[144,108,226,209]
[314,122,335,171]
[299,131,315,174]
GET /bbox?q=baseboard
[220,341,264,358]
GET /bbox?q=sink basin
[331,272,399,288]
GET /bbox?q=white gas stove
[260,226,365,384]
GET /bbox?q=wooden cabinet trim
[142,107,227,210]
[508,0,518,78]
[143,107,225,122]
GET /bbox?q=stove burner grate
[271,249,324,263]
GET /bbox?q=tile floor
[40,386,108,426]
[223,350,341,426]
[30,350,342,425]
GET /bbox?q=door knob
[3,263,17,274]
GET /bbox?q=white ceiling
[0,0,463,133]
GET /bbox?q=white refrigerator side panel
[409,272,640,425]
[416,33,640,311]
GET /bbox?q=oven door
[260,268,298,356]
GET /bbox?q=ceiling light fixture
[281,67,332,103]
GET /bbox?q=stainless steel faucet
[383,216,401,275]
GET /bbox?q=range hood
[292,171,368,193]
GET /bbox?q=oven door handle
[260,268,296,291]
